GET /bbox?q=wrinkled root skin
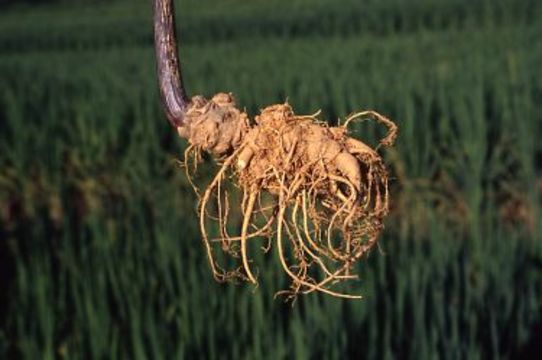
[178,93,250,158]
[180,93,397,300]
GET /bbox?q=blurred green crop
[0,0,541,358]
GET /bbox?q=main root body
[182,93,397,299]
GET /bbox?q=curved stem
[154,0,190,128]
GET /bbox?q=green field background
[1,0,541,358]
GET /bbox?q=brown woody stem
[154,0,190,128]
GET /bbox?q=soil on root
[182,93,397,300]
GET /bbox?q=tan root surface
[181,93,397,299]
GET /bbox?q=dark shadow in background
[516,321,542,359]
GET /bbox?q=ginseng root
[181,92,397,299]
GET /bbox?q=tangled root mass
[181,93,397,299]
